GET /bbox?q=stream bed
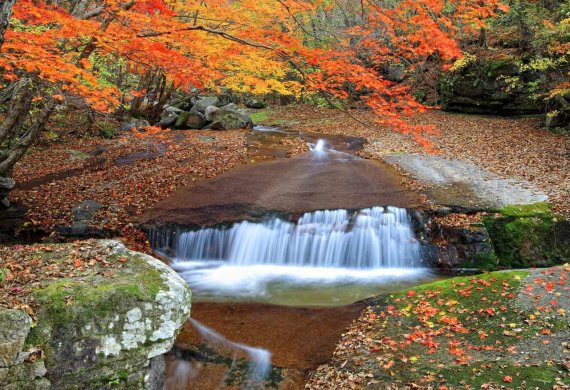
[148,134,443,389]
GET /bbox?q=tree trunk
[0,0,16,51]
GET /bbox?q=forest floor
[307,266,570,389]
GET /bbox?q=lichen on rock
[1,240,191,389]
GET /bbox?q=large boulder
[190,97,220,115]
[204,105,219,122]
[0,240,192,389]
[158,106,183,129]
[209,108,253,130]
[439,57,543,115]
[174,112,208,130]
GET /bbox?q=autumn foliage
[0,0,510,147]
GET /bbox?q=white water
[151,206,432,306]
[170,206,420,268]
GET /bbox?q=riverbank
[264,106,570,218]
[308,266,570,388]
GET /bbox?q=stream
[149,128,442,389]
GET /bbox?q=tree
[0,0,510,180]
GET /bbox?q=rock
[245,98,267,109]
[21,240,192,389]
[439,58,543,115]
[222,103,238,111]
[72,200,102,222]
[204,105,219,121]
[174,112,208,130]
[0,177,15,209]
[120,118,150,132]
[158,109,180,129]
[545,110,569,128]
[209,108,253,130]
[190,97,220,115]
[0,310,32,368]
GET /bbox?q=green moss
[466,252,498,270]
[249,110,270,123]
[484,203,570,268]
[437,362,560,388]
[499,202,551,217]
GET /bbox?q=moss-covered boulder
[2,240,191,389]
[484,203,570,268]
[439,56,543,115]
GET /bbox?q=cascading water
[168,206,419,268]
[150,206,432,306]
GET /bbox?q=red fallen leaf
[503,375,513,383]
[406,290,417,297]
[485,308,495,316]
[73,259,82,268]
[10,287,23,294]
[550,300,558,306]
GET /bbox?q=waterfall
[161,206,420,269]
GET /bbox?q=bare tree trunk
[0,0,16,50]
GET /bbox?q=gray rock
[245,98,266,109]
[0,310,32,367]
[174,112,208,130]
[72,200,102,223]
[158,110,179,129]
[222,103,238,111]
[120,118,150,132]
[0,177,15,191]
[23,240,191,389]
[209,108,253,130]
[190,97,220,115]
[204,105,219,121]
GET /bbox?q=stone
[204,105,219,121]
[545,111,568,128]
[190,96,219,115]
[209,108,253,130]
[158,109,179,129]
[245,98,267,109]
[0,177,15,192]
[0,309,32,367]
[24,240,192,389]
[439,58,543,115]
[174,112,208,130]
[120,118,150,132]
[72,200,102,223]
[222,103,238,111]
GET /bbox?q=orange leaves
[503,375,513,383]
[406,290,417,297]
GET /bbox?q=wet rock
[222,103,238,111]
[120,118,150,132]
[209,108,253,130]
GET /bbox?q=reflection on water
[166,319,271,390]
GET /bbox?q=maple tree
[0,0,510,178]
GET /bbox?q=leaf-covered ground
[9,128,307,251]
[307,267,570,389]
[267,106,570,219]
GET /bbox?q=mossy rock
[25,240,191,389]
[484,203,570,268]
